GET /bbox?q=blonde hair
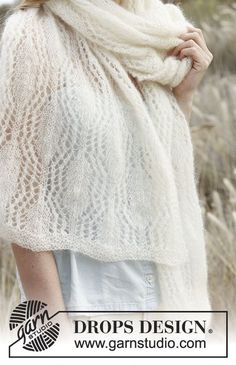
[16,0,176,11]
[18,0,48,9]
[18,0,124,8]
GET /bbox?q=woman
[0,0,213,328]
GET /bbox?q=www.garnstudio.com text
[73,336,206,351]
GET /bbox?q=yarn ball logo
[9,300,60,352]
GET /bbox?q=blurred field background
[0,0,236,338]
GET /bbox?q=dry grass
[0,0,236,337]
[188,2,236,335]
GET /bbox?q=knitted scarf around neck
[47,0,193,87]
[0,0,211,311]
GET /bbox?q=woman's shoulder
[0,7,54,56]
[0,6,62,97]
[0,6,64,80]
[1,7,43,37]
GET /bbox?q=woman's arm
[169,25,213,122]
[11,243,70,326]
[174,92,193,122]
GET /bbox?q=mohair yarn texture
[0,0,211,311]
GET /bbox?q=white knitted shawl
[0,0,211,311]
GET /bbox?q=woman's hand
[172,25,213,98]
[168,25,213,121]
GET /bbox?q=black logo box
[9,310,228,359]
